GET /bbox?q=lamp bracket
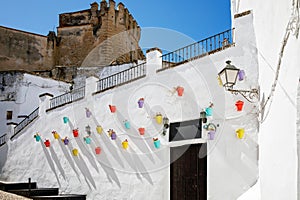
[227,88,259,103]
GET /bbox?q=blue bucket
[205,107,213,116]
[35,135,41,142]
[124,121,130,129]
[63,117,69,124]
[154,140,161,149]
[85,137,91,144]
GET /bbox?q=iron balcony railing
[12,107,39,138]
[49,86,85,110]
[161,28,234,69]
[0,134,7,147]
[96,62,146,93]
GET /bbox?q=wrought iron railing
[12,107,39,138]
[161,28,234,69]
[96,62,146,93]
[0,134,7,147]
[49,86,85,110]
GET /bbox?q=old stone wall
[0,1,145,82]
[0,26,54,71]
[56,0,144,67]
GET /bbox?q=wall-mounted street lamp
[162,117,169,136]
[218,60,259,102]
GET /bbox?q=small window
[6,111,12,120]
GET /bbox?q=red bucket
[95,147,101,155]
[44,140,50,147]
[109,105,116,113]
[235,100,244,111]
[138,127,145,135]
[176,86,184,96]
[73,129,79,137]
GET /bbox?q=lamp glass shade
[218,64,239,88]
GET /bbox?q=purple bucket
[208,131,215,140]
[138,99,144,108]
[63,138,69,145]
[111,132,117,140]
[86,110,91,118]
[238,70,245,81]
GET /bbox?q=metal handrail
[12,107,39,138]
[0,134,7,147]
[96,62,146,93]
[161,28,235,69]
[49,86,85,110]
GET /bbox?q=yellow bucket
[96,126,103,134]
[53,132,60,140]
[236,128,245,139]
[122,140,129,149]
[72,148,79,156]
[155,114,163,124]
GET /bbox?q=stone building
[0,0,145,82]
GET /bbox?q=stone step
[8,188,59,198]
[31,194,86,200]
[0,182,37,191]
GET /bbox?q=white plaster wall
[233,0,300,199]
[0,74,69,136]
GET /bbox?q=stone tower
[53,0,144,67]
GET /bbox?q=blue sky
[0,0,231,48]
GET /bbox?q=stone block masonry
[0,0,145,82]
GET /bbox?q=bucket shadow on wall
[40,140,61,187]
[68,120,99,173]
[49,146,66,180]
[115,107,156,164]
[91,115,125,168]
[74,136,99,173]
[57,138,81,182]
[90,134,122,187]
[91,113,142,182]
[67,142,96,190]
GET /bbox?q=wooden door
[170,144,207,200]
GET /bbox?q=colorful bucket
[235,100,244,111]
[138,98,144,108]
[62,138,69,145]
[96,126,103,134]
[72,148,79,156]
[238,70,245,81]
[86,109,92,118]
[111,132,117,140]
[138,127,145,135]
[205,107,213,116]
[84,137,91,144]
[176,86,184,96]
[53,132,60,140]
[122,140,129,149]
[109,105,116,113]
[208,131,216,140]
[34,135,41,142]
[155,114,163,124]
[236,128,245,139]
[44,140,50,147]
[154,140,161,149]
[95,147,101,155]
[63,117,69,124]
[73,129,79,138]
[124,121,130,129]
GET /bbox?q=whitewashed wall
[232,0,300,199]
